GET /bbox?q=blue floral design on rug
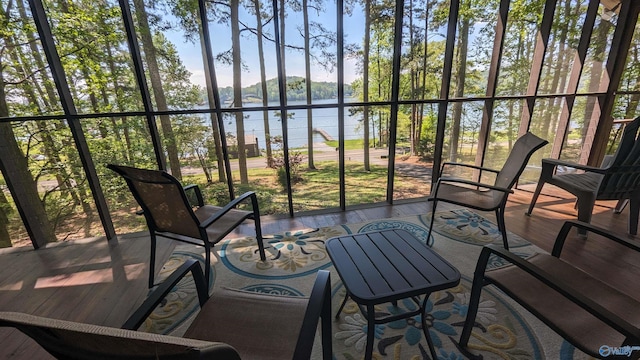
[139,250,214,335]
[219,226,343,279]
[156,212,571,358]
[240,283,303,296]
[425,209,530,248]
[332,276,542,359]
[355,220,435,247]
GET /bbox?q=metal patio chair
[459,221,640,359]
[0,263,332,360]
[428,132,548,249]
[108,164,266,287]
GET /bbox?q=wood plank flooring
[0,186,638,358]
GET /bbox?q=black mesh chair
[0,264,332,360]
[459,221,640,359]
[428,133,548,249]
[108,164,266,287]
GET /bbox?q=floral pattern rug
[143,209,586,359]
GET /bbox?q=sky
[167,3,366,89]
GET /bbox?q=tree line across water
[217,77,354,103]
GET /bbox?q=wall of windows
[0,0,639,248]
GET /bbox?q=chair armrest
[551,220,640,257]
[0,311,241,360]
[541,158,606,174]
[441,162,500,174]
[183,184,205,207]
[200,191,260,228]
[435,177,514,194]
[122,259,209,330]
[293,270,332,360]
[477,245,640,341]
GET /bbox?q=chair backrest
[182,268,333,360]
[598,116,640,199]
[108,164,202,239]
[0,311,240,360]
[293,270,332,359]
[0,266,332,360]
[495,132,549,189]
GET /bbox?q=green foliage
[271,136,304,189]
[417,112,437,160]
[3,0,640,247]
[0,0,213,243]
[276,167,288,189]
[325,139,370,150]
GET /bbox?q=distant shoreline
[221,95,355,105]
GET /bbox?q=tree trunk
[303,0,315,169]
[0,69,55,248]
[231,0,248,183]
[252,0,274,168]
[104,36,134,164]
[279,0,287,92]
[133,0,182,179]
[0,189,12,248]
[363,0,371,170]
[7,34,79,205]
[198,27,226,182]
[417,0,430,157]
[508,32,525,149]
[409,0,417,156]
[583,17,611,141]
[449,16,470,162]
[541,0,570,140]
[376,28,384,147]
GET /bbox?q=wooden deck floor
[1,185,639,358]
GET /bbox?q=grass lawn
[184,159,429,215]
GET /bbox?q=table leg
[421,295,438,360]
[365,304,375,360]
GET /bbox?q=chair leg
[254,215,266,261]
[427,200,438,246]
[526,179,545,216]
[204,243,211,287]
[420,294,438,360]
[459,273,484,348]
[149,232,157,288]
[526,162,555,216]
[576,196,596,236]
[365,305,375,360]
[495,208,509,250]
[629,194,639,235]
[615,199,629,214]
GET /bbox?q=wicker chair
[108,164,266,287]
[526,116,640,235]
[0,262,332,360]
[427,132,548,249]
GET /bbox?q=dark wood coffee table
[326,229,460,360]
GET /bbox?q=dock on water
[312,128,334,141]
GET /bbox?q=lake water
[205,98,366,149]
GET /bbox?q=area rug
[141,209,587,359]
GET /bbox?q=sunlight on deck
[33,263,146,288]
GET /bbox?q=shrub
[270,136,304,189]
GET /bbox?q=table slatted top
[326,229,460,304]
